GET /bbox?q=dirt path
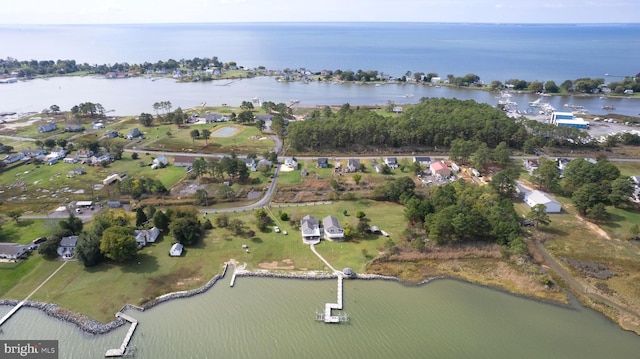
[532,239,640,329]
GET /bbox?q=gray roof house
[322,215,344,241]
[0,243,29,260]
[127,128,142,139]
[242,158,257,171]
[301,215,321,245]
[413,156,431,166]
[317,158,329,168]
[38,123,58,133]
[174,156,195,167]
[384,157,399,169]
[65,124,84,132]
[346,159,360,173]
[3,153,25,164]
[57,235,78,259]
[135,227,161,248]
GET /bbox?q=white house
[283,157,298,169]
[413,156,431,166]
[0,243,29,260]
[300,215,321,245]
[57,236,78,259]
[524,190,562,213]
[135,227,161,248]
[169,243,183,257]
[3,152,25,164]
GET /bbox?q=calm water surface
[2,277,640,358]
[1,76,638,117]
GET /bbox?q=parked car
[273,226,281,233]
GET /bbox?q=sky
[1,0,639,24]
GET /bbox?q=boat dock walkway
[104,312,138,357]
[0,301,25,327]
[0,261,68,329]
[323,275,344,323]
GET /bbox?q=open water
[1,23,639,82]
[2,277,640,358]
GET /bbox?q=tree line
[286,98,527,152]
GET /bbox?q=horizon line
[2,21,639,26]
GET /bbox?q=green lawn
[0,200,405,322]
[614,162,640,177]
[0,219,58,244]
[276,169,302,184]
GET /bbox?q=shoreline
[0,267,578,336]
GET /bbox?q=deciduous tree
[99,226,137,262]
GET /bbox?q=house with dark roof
[127,128,142,139]
[317,158,329,168]
[384,157,399,169]
[65,124,84,132]
[242,158,257,171]
[413,156,431,166]
[346,159,360,173]
[322,215,344,241]
[57,236,78,259]
[300,215,321,245]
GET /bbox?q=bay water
[2,277,640,358]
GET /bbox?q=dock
[316,276,348,323]
[0,301,25,327]
[104,312,138,357]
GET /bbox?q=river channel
[2,276,640,358]
[1,76,638,118]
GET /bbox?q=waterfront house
[322,215,344,241]
[0,243,29,260]
[346,159,360,173]
[57,236,78,259]
[392,106,403,114]
[37,123,57,133]
[173,156,195,167]
[301,215,321,245]
[430,161,451,177]
[524,190,561,213]
[317,158,329,168]
[384,157,399,169]
[169,243,183,257]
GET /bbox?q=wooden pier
[105,312,138,357]
[316,276,348,323]
[0,301,25,328]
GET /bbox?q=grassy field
[0,153,187,212]
[0,219,58,244]
[0,200,404,322]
